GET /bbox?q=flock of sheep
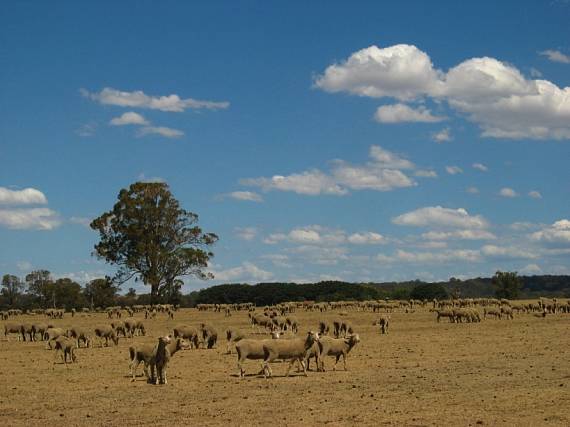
[1,296,568,385]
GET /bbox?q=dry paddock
[0,306,569,427]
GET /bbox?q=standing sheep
[94,326,119,347]
[373,316,390,334]
[225,328,245,354]
[53,336,77,364]
[318,333,361,371]
[200,323,218,349]
[261,331,320,378]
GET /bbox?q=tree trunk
[150,283,159,306]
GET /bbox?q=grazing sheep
[53,336,77,364]
[32,323,49,341]
[225,328,245,354]
[318,334,361,372]
[200,323,218,349]
[285,316,299,334]
[110,321,128,338]
[484,307,502,320]
[44,327,67,349]
[94,326,119,347]
[4,323,23,341]
[261,331,320,378]
[134,320,146,336]
[500,306,514,320]
[172,325,201,349]
[373,315,390,334]
[20,324,34,341]
[332,319,342,337]
[124,319,137,338]
[340,320,354,337]
[129,336,187,383]
[318,320,331,336]
[432,309,455,323]
[235,338,277,378]
[67,327,91,348]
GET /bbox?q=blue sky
[1,1,569,291]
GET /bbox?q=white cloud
[242,145,418,196]
[520,263,542,275]
[466,186,480,194]
[499,187,518,198]
[481,245,537,259]
[137,126,184,138]
[265,225,346,246]
[347,232,386,245]
[56,270,109,284]
[0,187,47,205]
[415,169,438,178]
[234,227,257,241]
[137,173,166,183]
[377,249,481,264]
[539,49,570,64]
[69,216,92,227]
[528,190,542,199]
[226,191,263,202]
[109,111,149,126]
[0,208,61,230]
[530,219,570,246]
[263,233,287,245]
[212,262,273,282]
[287,245,349,266]
[82,87,229,112]
[445,166,463,175]
[289,228,322,244]
[75,122,97,137]
[316,44,570,140]
[432,127,452,142]
[422,229,497,241]
[510,221,540,231]
[261,254,291,268]
[314,44,443,100]
[374,103,445,123]
[472,163,488,172]
[392,206,489,229]
[529,68,542,78]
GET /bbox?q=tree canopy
[492,271,522,299]
[90,182,218,303]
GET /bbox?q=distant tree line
[2,271,569,310]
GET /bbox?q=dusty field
[1,305,569,427]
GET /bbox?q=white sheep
[317,333,360,371]
[261,331,320,378]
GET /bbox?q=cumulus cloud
[347,232,386,245]
[432,127,452,142]
[226,191,263,202]
[137,126,184,138]
[261,254,291,268]
[0,187,47,205]
[287,245,349,266]
[520,263,542,275]
[539,49,570,64]
[82,87,229,112]
[377,249,481,264]
[528,190,542,199]
[211,262,273,282]
[530,219,570,246]
[0,208,61,230]
[69,216,92,227]
[415,169,438,178]
[242,145,418,196]
[315,44,570,140]
[421,229,496,241]
[234,227,257,241]
[75,122,97,137]
[481,245,537,259]
[374,103,445,123]
[472,163,488,172]
[466,186,480,194]
[109,111,149,126]
[499,187,518,198]
[445,166,463,175]
[392,206,489,229]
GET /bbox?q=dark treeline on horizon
[2,272,569,310]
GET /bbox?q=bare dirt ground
[1,305,569,426]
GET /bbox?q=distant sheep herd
[1,296,568,384]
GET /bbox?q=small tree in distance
[90,182,218,304]
[492,271,521,299]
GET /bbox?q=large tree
[1,274,25,307]
[84,277,120,309]
[25,270,54,308]
[90,182,218,303]
[492,271,522,299]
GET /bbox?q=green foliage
[410,282,448,300]
[84,277,120,308]
[1,274,25,307]
[52,278,86,310]
[492,271,522,299]
[25,270,54,308]
[90,182,218,303]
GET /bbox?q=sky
[1,1,569,292]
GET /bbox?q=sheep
[235,337,278,378]
[340,320,354,337]
[285,316,299,334]
[318,320,331,336]
[332,319,342,337]
[44,327,67,349]
[67,327,91,348]
[261,331,320,378]
[373,315,390,334]
[225,328,245,354]
[318,333,360,371]
[94,325,119,347]
[484,307,502,320]
[110,321,128,338]
[172,325,201,349]
[20,323,34,342]
[53,336,77,364]
[150,336,171,385]
[200,323,218,349]
[134,320,146,336]
[4,323,23,341]
[432,308,455,323]
[32,323,49,341]
[500,306,514,320]
[129,336,187,382]
[124,319,138,337]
